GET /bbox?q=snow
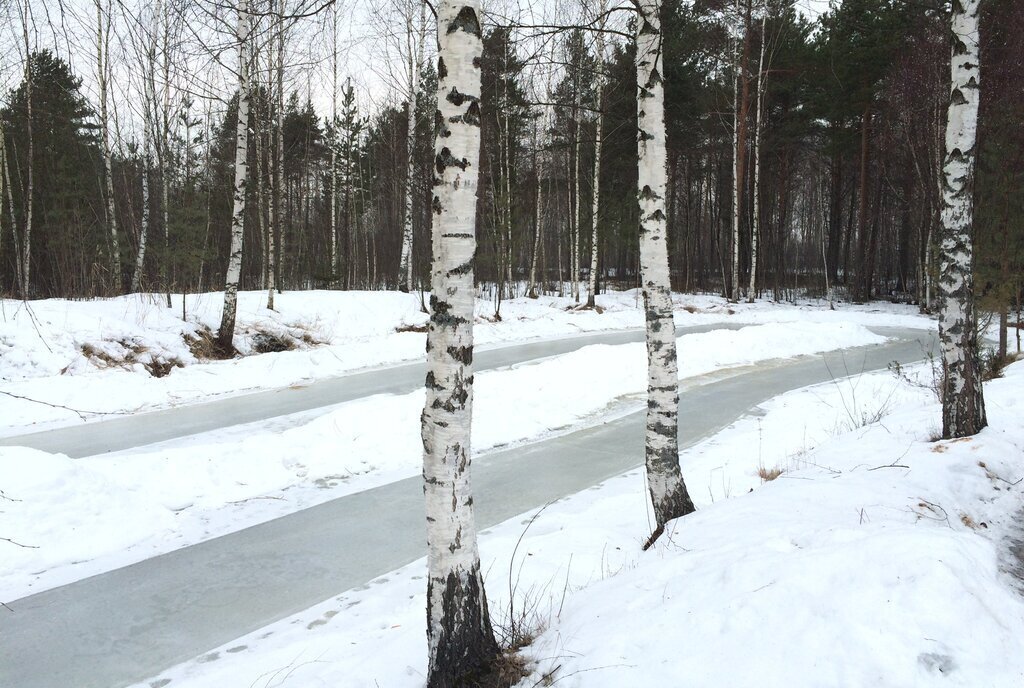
[0,320,884,599]
[134,358,1024,688]
[0,289,930,433]
[8,289,1018,687]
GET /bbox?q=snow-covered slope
[0,290,931,432]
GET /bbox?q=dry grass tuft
[757,464,784,482]
[460,648,531,688]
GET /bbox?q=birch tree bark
[329,2,339,284]
[937,0,986,439]
[272,0,285,298]
[217,0,251,353]
[586,0,607,309]
[527,114,543,298]
[19,0,34,298]
[421,1,499,684]
[399,0,426,292]
[95,0,121,290]
[636,0,696,534]
[747,9,767,303]
[730,0,753,302]
[131,12,156,293]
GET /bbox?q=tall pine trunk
[217,0,251,353]
[636,0,696,535]
[937,0,986,438]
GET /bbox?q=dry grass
[757,464,785,482]
[184,326,229,360]
[460,648,531,688]
[81,340,184,378]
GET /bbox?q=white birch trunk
[131,10,157,295]
[399,0,426,292]
[730,5,741,301]
[747,9,767,303]
[272,0,284,300]
[96,0,121,290]
[20,0,33,298]
[329,2,339,284]
[217,0,251,352]
[527,117,543,298]
[937,0,986,438]
[636,0,695,533]
[160,0,171,307]
[586,0,607,309]
[571,81,582,303]
[421,2,498,684]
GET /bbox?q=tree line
[0,1,1019,332]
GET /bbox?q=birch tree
[95,0,121,289]
[585,0,607,309]
[399,0,427,292]
[636,0,696,535]
[421,0,499,684]
[130,0,159,293]
[18,0,34,298]
[747,8,768,303]
[937,0,986,438]
[731,0,753,302]
[217,0,251,353]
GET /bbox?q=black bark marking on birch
[447,345,473,365]
[436,147,469,173]
[437,56,447,80]
[427,566,499,688]
[432,195,443,215]
[464,101,481,127]
[442,233,474,239]
[447,6,481,37]
[446,260,473,277]
[430,296,468,327]
[425,371,444,390]
[639,18,657,36]
[950,88,968,106]
[639,184,660,201]
[446,87,478,108]
[647,67,663,88]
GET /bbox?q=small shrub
[980,348,1012,381]
[757,465,784,482]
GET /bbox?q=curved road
[0,327,936,688]
[0,323,746,458]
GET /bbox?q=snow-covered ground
[1,320,885,599]
[0,289,932,432]
[4,289,1022,686]
[135,359,1024,688]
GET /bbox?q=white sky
[0,0,833,150]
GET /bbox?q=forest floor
[4,289,1022,686]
